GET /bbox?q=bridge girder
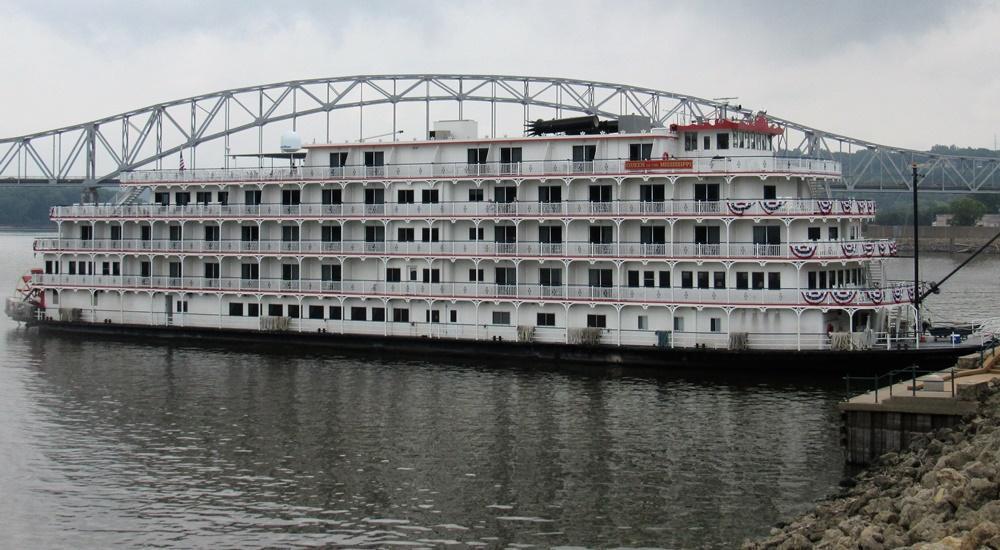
[0,74,997,192]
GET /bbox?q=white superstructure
[31,114,916,351]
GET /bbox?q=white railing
[34,238,899,260]
[118,156,841,185]
[33,273,915,308]
[49,197,875,220]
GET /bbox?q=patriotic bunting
[790,243,817,259]
[892,286,905,303]
[760,199,785,214]
[802,289,828,305]
[816,200,833,215]
[841,242,858,257]
[727,200,755,216]
[865,288,884,304]
[861,241,876,256]
[840,199,853,213]
[887,241,898,256]
[831,289,857,305]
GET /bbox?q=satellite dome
[280,130,302,152]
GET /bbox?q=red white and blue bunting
[760,199,785,214]
[907,286,915,302]
[841,200,853,213]
[790,243,817,259]
[831,289,858,305]
[727,200,755,216]
[892,286,905,303]
[802,289,828,305]
[861,241,876,256]
[887,241,898,256]
[878,241,890,256]
[816,200,833,215]
[841,242,858,257]
[865,288,884,304]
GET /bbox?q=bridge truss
[0,74,997,192]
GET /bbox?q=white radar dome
[280,130,302,152]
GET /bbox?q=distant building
[977,214,1000,227]
[932,214,954,227]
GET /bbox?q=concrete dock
[839,346,999,464]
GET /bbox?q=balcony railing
[34,273,914,308]
[36,238,899,260]
[118,156,841,185]
[50,197,875,220]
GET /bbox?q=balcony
[36,238,899,261]
[49,197,876,221]
[33,274,915,309]
[118,156,841,185]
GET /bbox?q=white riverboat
[17,112,981,368]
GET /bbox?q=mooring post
[911,365,917,396]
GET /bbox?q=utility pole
[912,163,920,349]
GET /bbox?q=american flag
[179,151,186,171]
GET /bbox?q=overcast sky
[2,0,998,151]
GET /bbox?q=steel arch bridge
[1,74,997,192]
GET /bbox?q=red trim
[303,133,674,149]
[671,115,784,136]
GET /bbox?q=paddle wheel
[4,269,44,324]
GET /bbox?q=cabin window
[281,264,299,281]
[468,227,484,241]
[637,315,648,330]
[363,188,384,205]
[697,271,710,289]
[372,308,385,322]
[640,184,665,203]
[110,225,122,240]
[538,226,562,243]
[247,303,259,317]
[397,227,415,242]
[363,151,384,167]
[449,310,458,323]
[572,145,597,162]
[710,318,722,333]
[203,263,220,279]
[241,263,259,280]
[469,268,485,282]
[658,271,670,288]
[494,267,515,286]
[829,227,839,240]
[421,189,439,204]
[196,191,211,205]
[539,268,561,286]
[421,227,439,242]
[537,313,556,327]
[322,188,342,205]
[752,272,765,290]
[808,227,821,241]
[500,147,522,164]
[627,270,640,288]
[714,272,726,289]
[322,226,341,242]
[329,306,342,320]
[673,317,684,332]
[763,185,777,200]
[268,304,283,316]
[588,269,613,288]
[321,264,341,282]
[467,148,488,164]
[386,268,401,283]
[281,225,299,242]
[329,152,348,167]
[703,136,711,150]
[586,314,607,328]
[397,189,414,204]
[228,303,244,316]
[538,185,561,203]
[350,307,367,321]
[423,268,441,283]
[736,271,749,289]
[392,308,409,322]
[629,143,652,161]
[588,185,612,203]
[281,189,300,206]
[681,271,693,288]
[469,188,484,202]
[244,190,261,206]
[768,272,781,290]
[684,133,697,151]
[287,305,300,318]
[308,306,324,320]
[589,225,613,244]
[217,191,228,205]
[492,311,511,325]
[716,133,729,150]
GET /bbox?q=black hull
[29,320,985,374]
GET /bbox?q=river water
[1,231,996,548]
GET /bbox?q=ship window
[694,226,721,244]
[80,225,93,240]
[716,133,729,150]
[102,262,110,275]
[363,188,384,205]
[539,185,562,203]
[321,226,341,242]
[268,304,283,316]
[228,303,244,316]
[45,261,53,274]
[492,311,511,325]
[365,226,385,242]
[694,183,720,202]
[217,191,228,205]
[168,262,182,278]
[397,189,414,204]
[752,226,781,245]
[281,225,299,242]
[537,313,556,327]
[281,189,300,206]
[169,225,182,242]
[658,271,670,288]
[684,133,697,151]
[539,268,562,286]
[627,270,640,288]
[386,268,401,283]
[703,136,711,150]
[829,227,839,240]
[637,315,648,330]
[808,227,821,241]
[287,305,300,318]
[714,272,726,289]
[421,228,439,242]
[808,271,817,289]
[494,186,516,203]
[588,185,612,203]
[322,188,343,205]
[141,226,152,241]
[673,316,684,332]
[321,264,341,282]
[398,228,415,242]
[308,306,324,320]
[393,308,409,322]
[154,192,170,206]
[768,272,781,290]
[629,143,653,161]
[640,226,666,244]
[175,192,191,206]
[204,225,220,242]
[372,308,385,322]
[241,226,259,242]
[572,145,597,162]
[281,264,299,281]
[494,267,516,286]
[350,307,366,321]
[421,189,439,204]
[640,184,665,203]
[410,269,418,281]
[196,192,211,205]
[110,225,121,240]
[423,268,441,283]
[710,318,722,333]
[681,271,693,288]
[588,269,613,288]
[467,148,489,164]
[244,190,261,206]
[140,261,151,278]
[246,303,258,317]
[586,314,606,328]
[363,151,384,167]
[241,263,259,280]
[494,225,517,243]
[589,226,613,244]
[539,226,562,243]
[500,147,522,165]
[468,227,484,241]
[469,268,484,282]
[202,262,219,279]
[736,271,749,289]
[329,306,342,320]
[752,272,765,289]
[763,185,777,200]
[329,152,348,168]
[644,271,656,288]
[469,188,484,202]
[697,271,710,289]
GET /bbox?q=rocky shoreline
[744,379,1000,549]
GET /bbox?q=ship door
[165,295,173,325]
